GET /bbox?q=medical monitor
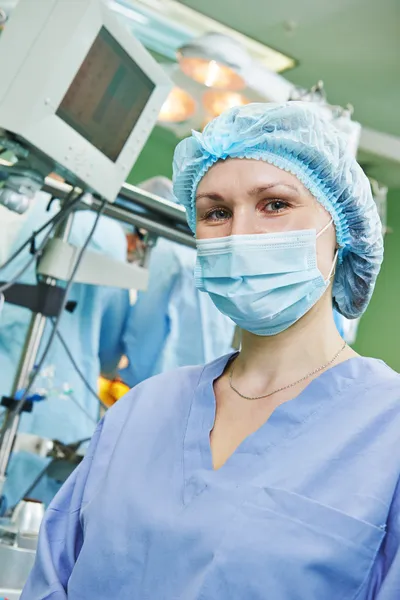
[0,0,171,202]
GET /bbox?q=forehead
[197,158,308,195]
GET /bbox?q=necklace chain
[229,341,347,401]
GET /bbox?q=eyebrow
[195,182,300,202]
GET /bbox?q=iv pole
[0,192,77,499]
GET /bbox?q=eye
[263,200,290,213]
[202,207,231,222]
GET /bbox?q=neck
[235,297,352,391]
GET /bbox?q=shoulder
[102,353,231,433]
[337,355,398,387]
[102,363,206,431]
[81,364,207,491]
[80,357,229,505]
[359,357,400,389]
[344,357,400,424]
[346,357,400,400]
[130,362,206,401]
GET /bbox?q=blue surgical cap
[172,102,384,319]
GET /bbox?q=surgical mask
[195,221,336,336]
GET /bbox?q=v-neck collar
[183,352,375,502]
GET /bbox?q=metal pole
[41,176,196,248]
[42,177,188,225]
[87,196,196,248]
[0,207,76,496]
[0,313,47,481]
[118,182,188,224]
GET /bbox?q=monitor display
[57,27,155,162]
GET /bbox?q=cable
[53,323,107,411]
[0,199,107,443]
[0,192,84,288]
[67,392,99,425]
[0,205,59,272]
[0,190,83,273]
[0,214,60,294]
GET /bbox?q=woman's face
[196,158,337,278]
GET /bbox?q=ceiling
[177,0,400,138]
[3,0,399,185]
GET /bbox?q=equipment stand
[0,205,75,499]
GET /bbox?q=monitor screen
[57,27,155,162]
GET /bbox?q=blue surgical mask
[195,222,336,336]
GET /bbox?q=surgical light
[177,33,250,91]
[203,90,251,118]
[158,87,197,123]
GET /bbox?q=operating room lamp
[158,86,197,123]
[177,33,250,91]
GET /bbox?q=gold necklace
[229,341,347,401]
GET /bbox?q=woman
[22,103,400,599]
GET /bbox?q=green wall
[127,126,179,185]
[128,128,400,372]
[354,189,400,371]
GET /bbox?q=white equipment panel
[0,0,171,201]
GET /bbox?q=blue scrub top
[22,355,400,599]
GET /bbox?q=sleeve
[367,477,400,599]
[20,421,104,600]
[119,240,180,387]
[99,287,130,377]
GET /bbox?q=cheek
[196,223,231,240]
[196,221,218,240]
[196,223,208,239]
